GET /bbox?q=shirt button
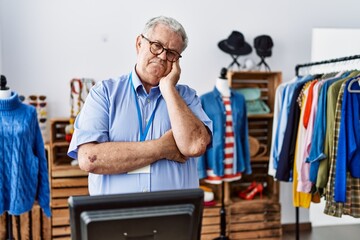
[142,188,149,192]
[147,99,150,103]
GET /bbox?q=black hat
[254,35,273,58]
[218,31,252,56]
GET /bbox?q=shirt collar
[131,68,143,92]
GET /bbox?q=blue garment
[68,69,213,195]
[0,92,50,217]
[335,77,360,202]
[197,88,251,179]
[269,81,288,173]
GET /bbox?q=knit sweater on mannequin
[0,92,51,217]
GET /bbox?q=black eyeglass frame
[141,34,182,62]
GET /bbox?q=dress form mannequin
[0,75,12,99]
[1,74,51,239]
[199,67,250,240]
[215,68,230,97]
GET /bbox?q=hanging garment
[316,72,358,190]
[197,87,251,181]
[297,80,318,193]
[268,78,296,176]
[324,76,360,218]
[335,77,360,203]
[275,76,312,181]
[0,92,51,217]
[292,81,313,207]
[303,79,326,184]
[306,72,351,185]
[271,76,312,179]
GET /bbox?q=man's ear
[136,35,142,53]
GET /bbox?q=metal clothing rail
[295,54,360,76]
[294,54,360,240]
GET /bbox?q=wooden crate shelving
[201,71,282,240]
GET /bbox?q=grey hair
[142,16,188,52]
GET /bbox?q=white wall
[1,0,360,225]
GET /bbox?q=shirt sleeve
[68,81,110,159]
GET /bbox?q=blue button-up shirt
[68,69,213,195]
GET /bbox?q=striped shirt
[205,96,241,183]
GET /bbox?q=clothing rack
[294,54,360,240]
[295,54,360,76]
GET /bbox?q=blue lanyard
[131,73,162,142]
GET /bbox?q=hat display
[254,35,273,71]
[254,35,273,58]
[218,31,252,56]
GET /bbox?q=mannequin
[0,75,12,99]
[205,67,242,184]
[199,67,251,240]
[0,75,51,239]
[215,68,230,97]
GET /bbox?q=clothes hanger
[347,76,360,93]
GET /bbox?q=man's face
[135,24,183,91]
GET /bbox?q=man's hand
[159,129,188,163]
[159,61,181,93]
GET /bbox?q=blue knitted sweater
[0,92,51,217]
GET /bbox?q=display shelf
[201,71,282,240]
[229,71,281,239]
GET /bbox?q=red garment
[303,80,318,128]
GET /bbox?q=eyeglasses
[141,34,182,62]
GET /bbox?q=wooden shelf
[52,141,71,147]
[251,156,270,162]
[51,166,88,178]
[248,113,274,119]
